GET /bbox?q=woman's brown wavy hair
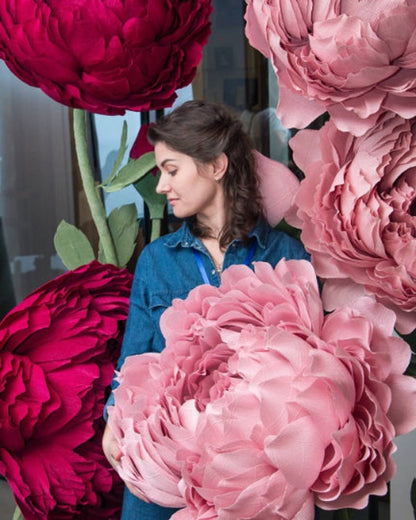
[147,99,264,250]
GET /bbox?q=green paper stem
[73,109,118,266]
[150,218,162,242]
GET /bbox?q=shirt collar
[164,219,270,249]
[163,221,200,249]
[248,218,269,249]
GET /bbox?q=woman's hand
[102,423,150,503]
[102,423,122,470]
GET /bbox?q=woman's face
[155,141,223,220]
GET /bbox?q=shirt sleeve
[105,246,157,414]
[263,229,311,266]
[289,234,311,262]
[116,249,157,368]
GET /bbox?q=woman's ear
[212,152,228,182]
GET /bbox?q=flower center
[410,198,416,217]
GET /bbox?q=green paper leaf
[12,505,25,520]
[102,152,156,192]
[150,218,162,242]
[134,170,167,220]
[53,220,96,270]
[275,218,301,241]
[100,120,128,187]
[97,242,106,265]
[100,204,139,268]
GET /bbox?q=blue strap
[193,248,211,285]
[193,239,257,285]
[244,239,257,266]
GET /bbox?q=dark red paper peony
[0,0,212,114]
[0,261,133,519]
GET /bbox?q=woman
[103,99,310,519]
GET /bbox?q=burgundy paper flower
[130,124,153,160]
[0,261,133,519]
[108,260,416,519]
[245,0,416,135]
[290,113,416,334]
[129,124,158,177]
[0,0,212,115]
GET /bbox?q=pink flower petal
[253,149,300,226]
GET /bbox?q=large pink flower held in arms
[0,0,212,114]
[245,0,416,135]
[108,260,416,519]
[0,261,133,519]
[290,112,416,334]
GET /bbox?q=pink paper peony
[0,0,212,115]
[108,260,416,519]
[253,150,300,226]
[0,261,133,519]
[290,113,416,334]
[245,0,416,135]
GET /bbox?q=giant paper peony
[290,112,416,335]
[0,261,133,519]
[245,0,416,135]
[0,0,212,114]
[108,260,416,519]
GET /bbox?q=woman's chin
[172,207,191,220]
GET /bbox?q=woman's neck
[197,205,227,272]
[201,235,225,274]
[196,202,226,240]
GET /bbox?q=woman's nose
[155,172,169,194]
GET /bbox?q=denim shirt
[109,219,309,396]
[107,220,311,520]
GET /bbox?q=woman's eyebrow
[160,158,176,168]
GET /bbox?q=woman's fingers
[125,481,150,503]
[102,424,122,469]
[102,424,150,503]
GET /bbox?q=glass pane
[0,62,74,305]
[192,0,292,167]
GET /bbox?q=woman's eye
[167,169,177,176]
